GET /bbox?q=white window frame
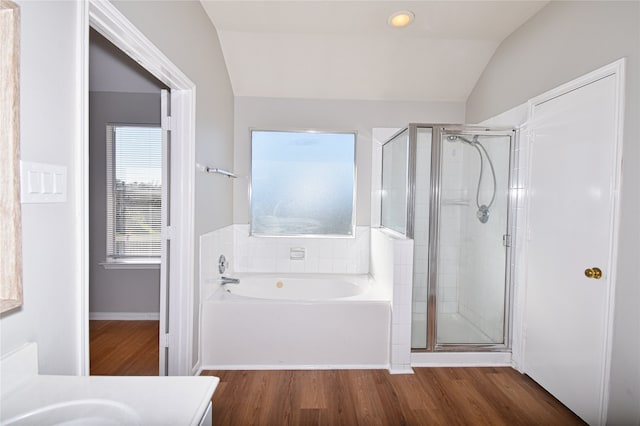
[104,123,162,266]
[249,128,357,238]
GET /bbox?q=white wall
[112,0,235,370]
[466,2,640,423]
[233,97,464,226]
[0,1,83,374]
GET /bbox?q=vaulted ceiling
[200,1,548,102]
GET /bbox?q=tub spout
[220,276,240,285]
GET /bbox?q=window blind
[106,125,162,259]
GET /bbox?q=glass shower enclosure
[381,124,516,351]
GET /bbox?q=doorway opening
[88,28,167,376]
[83,0,197,377]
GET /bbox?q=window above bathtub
[250,129,356,237]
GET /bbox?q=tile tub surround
[200,226,413,372]
[199,224,369,289]
[370,228,414,374]
[232,225,370,274]
[200,224,370,299]
[200,225,234,284]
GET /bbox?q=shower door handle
[584,267,602,279]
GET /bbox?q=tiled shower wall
[435,141,465,316]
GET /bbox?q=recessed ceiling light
[388,10,414,28]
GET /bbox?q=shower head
[446,135,477,145]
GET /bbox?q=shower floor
[437,313,495,344]
[411,313,495,348]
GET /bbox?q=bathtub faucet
[220,276,240,285]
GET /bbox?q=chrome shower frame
[428,125,516,352]
[382,124,518,353]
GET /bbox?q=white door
[524,63,624,425]
[159,89,171,376]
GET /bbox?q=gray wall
[112,0,235,369]
[233,96,465,226]
[89,92,161,315]
[90,28,161,94]
[466,2,640,423]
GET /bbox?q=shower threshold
[411,313,495,348]
[436,313,495,345]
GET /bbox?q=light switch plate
[20,161,67,203]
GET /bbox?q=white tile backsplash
[231,224,370,274]
[200,225,235,298]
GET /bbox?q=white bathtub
[221,274,370,300]
[201,274,390,369]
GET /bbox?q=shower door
[428,128,514,349]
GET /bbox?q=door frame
[522,58,625,423]
[79,0,197,376]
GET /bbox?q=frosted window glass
[250,130,356,236]
[381,130,408,235]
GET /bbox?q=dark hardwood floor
[89,320,158,376]
[90,321,584,424]
[202,368,585,426]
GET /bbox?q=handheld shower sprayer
[446,134,497,224]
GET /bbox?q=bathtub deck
[202,368,585,425]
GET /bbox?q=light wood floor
[90,321,583,424]
[89,320,158,376]
[202,368,585,425]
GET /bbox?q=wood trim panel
[0,0,22,314]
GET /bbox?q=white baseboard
[199,363,389,371]
[89,312,160,321]
[389,366,415,375]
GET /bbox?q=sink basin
[2,399,142,425]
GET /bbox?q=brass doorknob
[584,267,602,279]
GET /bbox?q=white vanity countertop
[1,374,219,425]
[1,343,218,425]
